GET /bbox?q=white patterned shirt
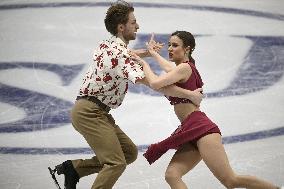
[78,36,145,109]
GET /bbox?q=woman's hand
[130,33,164,58]
[146,33,164,56]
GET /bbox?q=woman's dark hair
[104,1,134,35]
[171,31,196,64]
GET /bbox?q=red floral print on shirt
[78,36,145,109]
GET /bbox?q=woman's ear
[185,46,191,54]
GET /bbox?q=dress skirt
[143,111,221,164]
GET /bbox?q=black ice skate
[48,160,79,189]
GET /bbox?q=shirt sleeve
[117,52,145,84]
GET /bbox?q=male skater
[48,1,203,189]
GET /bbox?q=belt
[76,96,111,112]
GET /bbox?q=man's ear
[117,24,125,33]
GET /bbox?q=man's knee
[104,161,127,174]
[115,162,127,173]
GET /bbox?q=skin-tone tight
[165,133,278,189]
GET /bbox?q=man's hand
[129,50,146,66]
[189,88,204,107]
[130,49,149,58]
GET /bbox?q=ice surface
[0,0,283,188]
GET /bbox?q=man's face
[122,11,139,41]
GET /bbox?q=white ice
[0,0,283,188]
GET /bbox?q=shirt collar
[110,36,127,48]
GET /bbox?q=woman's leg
[165,143,202,189]
[197,133,278,189]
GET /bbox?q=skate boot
[48,160,79,189]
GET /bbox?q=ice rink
[0,0,283,188]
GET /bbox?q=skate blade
[48,167,62,189]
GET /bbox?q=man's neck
[116,34,129,46]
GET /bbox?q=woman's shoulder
[175,62,192,74]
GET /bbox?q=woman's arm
[131,53,203,106]
[148,49,175,73]
[145,34,175,72]
[137,77,203,106]
[141,59,190,90]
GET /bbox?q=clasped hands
[129,33,163,59]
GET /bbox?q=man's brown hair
[104,1,134,35]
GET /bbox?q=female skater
[130,31,281,189]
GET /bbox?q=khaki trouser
[70,99,138,189]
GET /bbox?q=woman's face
[168,35,188,63]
